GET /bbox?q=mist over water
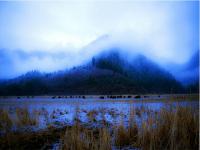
[0,1,198,82]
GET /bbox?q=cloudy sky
[0,1,198,78]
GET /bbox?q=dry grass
[0,107,40,134]
[0,102,198,150]
[87,110,98,123]
[99,128,111,150]
[0,109,13,132]
[114,104,198,150]
[16,108,39,127]
[62,124,111,150]
[114,105,138,149]
[114,124,130,147]
[137,105,199,150]
[0,126,64,150]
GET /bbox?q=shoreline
[0,94,198,104]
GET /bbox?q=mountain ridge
[0,50,185,96]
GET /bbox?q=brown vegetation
[0,103,198,150]
[62,124,111,150]
[16,108,39,127]
[0,109,12,132]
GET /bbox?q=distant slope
[185,50,199,70]
[0,50,184,96]
[163,50,199,94]
[183,50,199,84]
[182,51,199,93]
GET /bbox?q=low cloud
[0,1,198,79]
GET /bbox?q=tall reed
[16,108,38,127]
[0,109,12,132]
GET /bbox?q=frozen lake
[0,95,198,132]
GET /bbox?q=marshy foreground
[0,94,199,150]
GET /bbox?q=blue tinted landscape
[0,1,199,150]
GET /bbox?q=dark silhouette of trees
[0,51,189,96]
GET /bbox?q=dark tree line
[0,52,196,96]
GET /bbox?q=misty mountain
[185,50,199,70]
[169,50,199,86]
[183,50,199,84]
[180,51,199,93]
[1,33,199,88]
[0,50,184,96]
